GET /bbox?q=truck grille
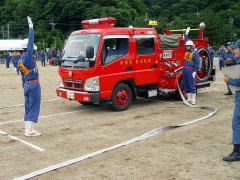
[65,82,83,89]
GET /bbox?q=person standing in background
[4,51,11,68]
[221,42,237,95]
[218,45,226,70]
[40,50,46,67]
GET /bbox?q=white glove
[185,27,190,35]
[27,16,33,29]
[192,71,196,78]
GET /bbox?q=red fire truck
[56,17,215,111]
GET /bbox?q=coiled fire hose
[13,83,217,180]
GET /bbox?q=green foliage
[0,0,239,48]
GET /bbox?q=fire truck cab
[56,17,215,111]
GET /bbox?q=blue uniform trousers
[24,82,41,123]
[41,58,46,66]
[232,92,240,145]
[6,58,10,68]
[183,68,196,93]
[219,60,225,69]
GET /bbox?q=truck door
[100,35,133,98]
[133,35,159,85]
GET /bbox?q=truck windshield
[61,33,100,68]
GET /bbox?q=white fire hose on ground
[13,84,217,180]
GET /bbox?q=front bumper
[56,88,100,103]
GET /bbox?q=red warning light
[81,17,116,28]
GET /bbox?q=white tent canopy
[0,39,37,51]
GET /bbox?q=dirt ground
[0,61,239,180]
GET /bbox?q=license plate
[148,89,157,97]
[67,91,75,99]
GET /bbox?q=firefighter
[4,51,11,68]
[207,45,215,61]
[218,45,226,70]
[221,42,236,95]
[40,50,46,67]
[183,27,200,105]
[223,39,240,162]
[18,16,41,137]
[12,51,21,75]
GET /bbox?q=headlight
[58,75,64,88]
[84,76,100,91]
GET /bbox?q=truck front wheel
[112,83,133,111]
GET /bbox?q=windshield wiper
[73,55,86,63]
[61,56,77,62]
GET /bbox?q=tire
[169,78,186,101]
[111,83,133,111]
[79,102,94,105]
[196,47,213,83]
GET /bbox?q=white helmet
[199,22,205,29]
[186,40,194,46]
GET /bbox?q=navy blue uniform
[218,47,226,69]
[221,50,237,94]
[183,35,200,93]
[4,52,11,68]
[40,52,46,67]
[227,79,240,145]
[208,46,215,61]
[18,29,41,123]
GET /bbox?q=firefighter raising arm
[18,16,42,137]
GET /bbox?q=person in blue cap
[18,16,41,137]
[183,27,200,105]
[221,42,237,95]
[223,39,240,162]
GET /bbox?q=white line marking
[0,107,104,126]
[0,130,44,152]
[0,98,62,109]
[0,98,170,126]
[0,99,174,126]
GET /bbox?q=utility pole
[1,26,4,39]
[43,39,45,52]
[54,37,57,49]
[49,19,57,30]
[196,11,200,17]
[229,16,234,41]
[144,13,148,22]
[7,24,9,39]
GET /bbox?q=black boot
[223,144,240,162]
[224,86,233,95]
[224,91,233,95]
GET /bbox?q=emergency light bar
[81,17,116,26]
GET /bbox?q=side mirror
[86,46,94,59]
